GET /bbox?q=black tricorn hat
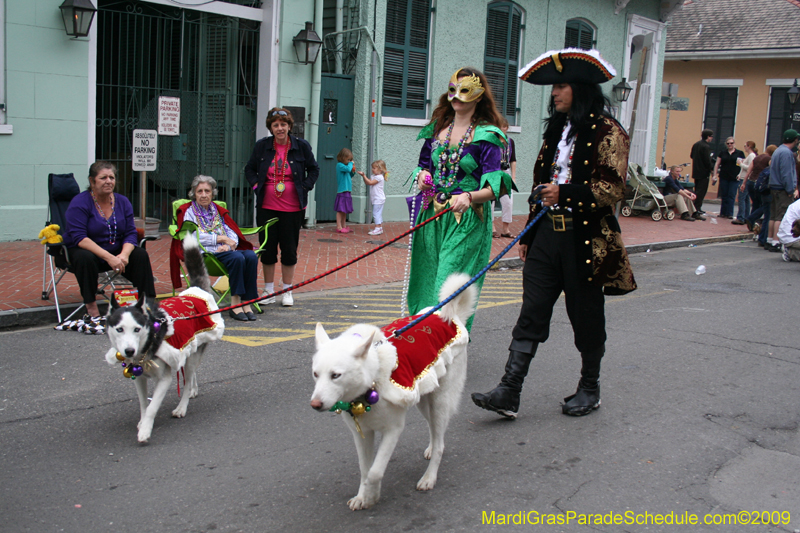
[518,48,616,85]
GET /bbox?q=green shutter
[382,0,430,118]
[484,2,522,125]
[565,19,595,50]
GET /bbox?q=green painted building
[0,0,682,241]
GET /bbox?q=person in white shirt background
[359,160,389,235]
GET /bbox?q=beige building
[656,0,800,193]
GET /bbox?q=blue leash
[393,204,550,337]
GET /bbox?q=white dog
[104,235,224,443]
[310,273,476,510]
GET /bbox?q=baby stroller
[622,164,674,221]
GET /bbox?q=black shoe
[731,219,746,225]
[692,212,706,221]
[767,243,783,253]
[562,382,601,416]
[471,349,535,419]
[245,311,257,321]
[229,310,249,321]
[680,212,695,221]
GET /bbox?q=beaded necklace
[191,201,225,236]
[91,191,117,246]
[435,118,476,189]
[273,142,289,197]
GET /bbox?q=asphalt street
[1,240,799,533]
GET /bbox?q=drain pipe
[306,0,324,228]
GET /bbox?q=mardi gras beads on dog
[118,352,144,380]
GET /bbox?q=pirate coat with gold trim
[521,114,637,295]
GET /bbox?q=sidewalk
[0,204,750,328]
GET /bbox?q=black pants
[694,175,710,212]
[68,246,156,305]
[257,208,304,265]
[510,221,606,355]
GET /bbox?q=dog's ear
[315,322,330,348]
[354,330,375,360]
[109,294,120,310]
[135,293,146,310]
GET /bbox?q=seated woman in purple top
[61,161,155,333]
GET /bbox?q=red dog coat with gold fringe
[159,294,218,351]
[381,313,462,391]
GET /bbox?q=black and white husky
[104,235,224,443]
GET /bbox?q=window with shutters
[766,87,793,147]
[382,0,431,119]
[565,19,595,50]
[484,1,523,126]
[703,87,738,155]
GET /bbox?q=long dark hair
[543,82,613,141]
[428,67,504,135]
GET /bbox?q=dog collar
[115,351,161,380]
[329,384,380,439]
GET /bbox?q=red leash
[174,207,453,321]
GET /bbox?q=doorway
[316,74,355,222]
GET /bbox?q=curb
[0,234,749,331]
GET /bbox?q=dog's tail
[182,234,212,294]
[437,273,477,326]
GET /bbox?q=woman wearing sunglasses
[245,107,320,307]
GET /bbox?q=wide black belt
[546,211,573,231]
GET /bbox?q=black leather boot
[562,345,604,416]
[471,349,535,419]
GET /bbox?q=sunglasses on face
[726,142,734,145]
[270,110,289,117]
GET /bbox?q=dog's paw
[137,429,151,443]
[172,406,187,418]
[416,473,437,491]
[347,496,373,511]
[423,445,432,460]
[189,386,199,399]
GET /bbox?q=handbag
[754,167,771,194]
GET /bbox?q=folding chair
[168,199,277,306]
[41,173,156,324]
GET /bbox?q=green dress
[407,122,514,331]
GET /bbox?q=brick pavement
[0,206,750,315]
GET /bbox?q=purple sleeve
[478,141,504,173]
[417,138,434,171]
[64,192,92,247]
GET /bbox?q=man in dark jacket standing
[471,49,637,420]
[690,129,714,214]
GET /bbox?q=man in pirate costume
[472,48,637,419]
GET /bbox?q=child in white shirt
[359,160,388,235]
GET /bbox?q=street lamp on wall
[788,79,800,106]
[59,0,97,38]
[293,22,323,65]
[612,78,633,103]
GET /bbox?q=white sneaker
[783,247,791,262]
[281,291,294,307]
[368,228,383,235]
[261,290,276,305]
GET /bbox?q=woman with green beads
[408,67,515,330]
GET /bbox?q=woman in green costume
[408,67,515,330]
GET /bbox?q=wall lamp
[293,22,322,65]
[787,79,800,106]
[59,0,97,39]
[613,77,633,102]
